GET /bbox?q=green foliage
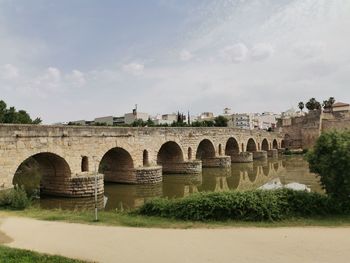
[214,115,228,127]
[298,101,304,111]
[0,186,31,210]
[0,99,41,124]
[137,189,343,222]
[0,245,86,263]
[305,98,321,111]
[322,97,336,111]
[307,131,350,201]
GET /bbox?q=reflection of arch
[225,137,240,156]
[81,156,89,172]
[99,147,134,182]
[13,152,71,195]
[196,139,216,159]
[273,139,278,149]
[261,139,269,151]
[246,138,257,152]
[157,141,184,164]
[188,147,192,160]
[143,150,149,166]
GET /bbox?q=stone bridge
[0,124,284,197]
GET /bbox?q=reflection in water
[38,156,322,211]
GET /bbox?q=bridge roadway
[0,124,283,197]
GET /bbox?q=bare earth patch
[1,216,350,263]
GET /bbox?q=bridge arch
[99,147,134,183]
[281,139,286,148]
[196,139,216,160]
[246,138,257,152]
[273,139,278,149]
[13,152,72,195]
[261,138,269,151]
[143,150,149,166]
[81,156,89,172]
[157,141,184,173]
[225,137,240,156]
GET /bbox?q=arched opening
[281,140,286,148]
[99,147,134,183]
[273,139,278,149]
[246,138,257,152]
[196,139,216,160]
[188,147,192,160]
[13,152,71,196]
[157,141,184,173]
[225,137,240,156]
[143,150,149,166]
[261,139,269,151]
[81,156,89,172]
[218,144,223,156]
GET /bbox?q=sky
[0,0,350,124]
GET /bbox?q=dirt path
[1,216,350,263]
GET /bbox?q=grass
[2,207,350,229]
[0,245,89,263]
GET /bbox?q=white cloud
[67,70,86,87]
[251,43,274,61]
[179,49,193,61]
[1,64,19,79]
[122,62,144,75]
[220,43,249,63]
[293,42,326,59]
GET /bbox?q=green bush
[307,131,350,201]
[0,186,31,210]
[137,189,343,222]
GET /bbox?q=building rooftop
[333,102,349,107]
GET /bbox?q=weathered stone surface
[0,124,282,197]
[202,156,231,168]
[267,149,278,158]
[253,151,268,160]
[230,152,253,163]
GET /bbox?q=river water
[37,155,322,211]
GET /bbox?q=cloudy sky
[1,0,350,123]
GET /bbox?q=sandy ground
[1,217,350,263]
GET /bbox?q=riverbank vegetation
[0,246,88,263]
[137,189,348,221]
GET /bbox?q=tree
[298,102,304,112]
[214,115,228,127]
[323,97,336,112]
[0,99,41,124]
[307,131,350,201]
[305,98,321,111]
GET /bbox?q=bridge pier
[162,160,202,174]
[104,166,162,184]
[267,149,278,158]
[201,156,231,168]
[252,151,268,160]
[41,173,104,198]
[230,152,253,163]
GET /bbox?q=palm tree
[298,102,304,112]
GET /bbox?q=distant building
[230,113,254,129]
[152,113,177,125]
[198,112,214,121]
[124,112,149,125]
[332,102,350,112]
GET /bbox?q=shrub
[0,186,31,210]
[307,131,350,201]
[137,189,342,222]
